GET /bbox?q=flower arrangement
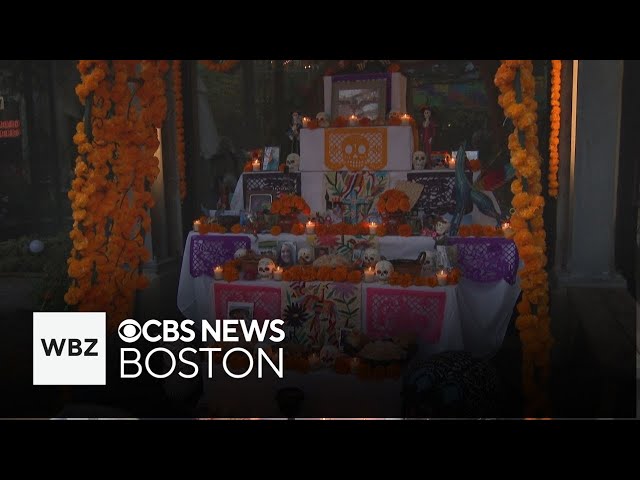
[222,259,240,282]
[270,193,311,216]
[398,224,413,237]
[282,265,362,283]
[230,224,244,234]
[172,60,186,201]
[270,226,282,236]
[388,267,462,288]
[66,60,169,330]
[291,223,306,235]
[315,222,371,236]
[548,60,561,198]
[196,216,227,234]
[495,59,553,416]
[376,189,411,215]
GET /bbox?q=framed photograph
[263,146,280,171]
[331,75,389,120]
[257,240,278,260]
[248,193,273,214]
[227,302,254,322]
[277,240,297,268]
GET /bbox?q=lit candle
[447,156,456,169]
[306,220,315,235]
[364,267,375,283]
[348,114,359,127]
[252,159,261,171]
[309,353,321,370]
[193,219,201,232]
[302,116,311,128]
[436,269,448,286]
[501,222,514,239]
[350,357,360,374]
[214,265,224,280]
[369,222,377,235]
[273,266,283,281]
[400,114,411,125]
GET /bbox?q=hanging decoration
[548,60,561,198]
[494,60,554,417]
[173,60,187,201]
[66,60,169,329]
[199,60,240,73]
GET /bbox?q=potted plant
[270,193,311,233]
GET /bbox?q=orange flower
[271,226,282,236]
[426,276,438,287]
[398,224,413,237]
[377,225,388,237]
[388,117,401,126]
[291,223,305,235]
[469,159,481,171]
[333,116,348,128]
[388,63,401,73]
[358,117,371,126]
[278,164,286,172]
[347,270,362,283]
[307,119,319,129]
[332,267,348,283]
[230,224,243,234]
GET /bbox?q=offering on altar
[273,266,284,281]
[412,150,428,170]
[257,258,276,279]
[363,248,380,268]
[359,340,407,363]
[213,265,224,280]
[316,111,330,128]
[436,269,448,286]
[297,247,314,265]
[285,153,300,172]
[364,266,375,283]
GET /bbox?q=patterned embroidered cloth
[448,237,519,285]
[365,288,446,343]
[189,234,251,278]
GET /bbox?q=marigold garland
[548,60,561,198]
[172,60,187,201]
[457,224,503,237]
[199,60,240,73]
[495,60,554,416]
[270,193,310,216]
[66,60,169,330]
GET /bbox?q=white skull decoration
[286,153,301,172]
[413,151,427,170]
[234,248,247,260]
[297,247,313,265]
[420,250,437,275]
[316,112,330,128]
[363,248,380,267]
[258,258,276,279]
[375,260,394,283]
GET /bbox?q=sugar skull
[234,248,247,260]
[420,250,437,276]
[413,151,427,170]
[375,260,394,283]
[297,247,313,265]
[316,112,330,128]
[258,258,276,279]
[363,248,380,267]
[286,153,300,172]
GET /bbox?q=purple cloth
[189,234,251,278]
[448,237,519,285]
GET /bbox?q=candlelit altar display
[175,67,523,416]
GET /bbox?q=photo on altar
[277,241,297,268]
[262,146,280,171]
[257,240,278,259]
[248,193,273,214]
[227,302,254,322]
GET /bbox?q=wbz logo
[33,312,106,385]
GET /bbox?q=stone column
[555,60,626,288]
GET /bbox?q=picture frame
[227,301,254,322]
[277,240,297,268]
[263,146,280,171]
[331,75,389,120]
[338,327,353,352]
[248,193,273,214]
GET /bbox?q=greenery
[0,232,72,311]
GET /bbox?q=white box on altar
[323,73,407,117]
[300,125,414,172]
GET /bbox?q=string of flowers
[548,60,561,198]
[199,60,240,73]
[66,60,169,330]
[457,224,503,237]
[494,60,554,416]
[172,60,187,201]
[388,268,461,288]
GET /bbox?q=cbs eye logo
[118,319,142,343]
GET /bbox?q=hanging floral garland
[199,60,240,73]
[494,60,554,416]
[548,60,561,198]
[172,60,187,201]
[66,60,169,330]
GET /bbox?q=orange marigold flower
[291,223,305,235]
[271,226,282,236]
[230,224,243,234]
[347,270,362,283]
[332,267,348,283]
[398,224,413,237]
